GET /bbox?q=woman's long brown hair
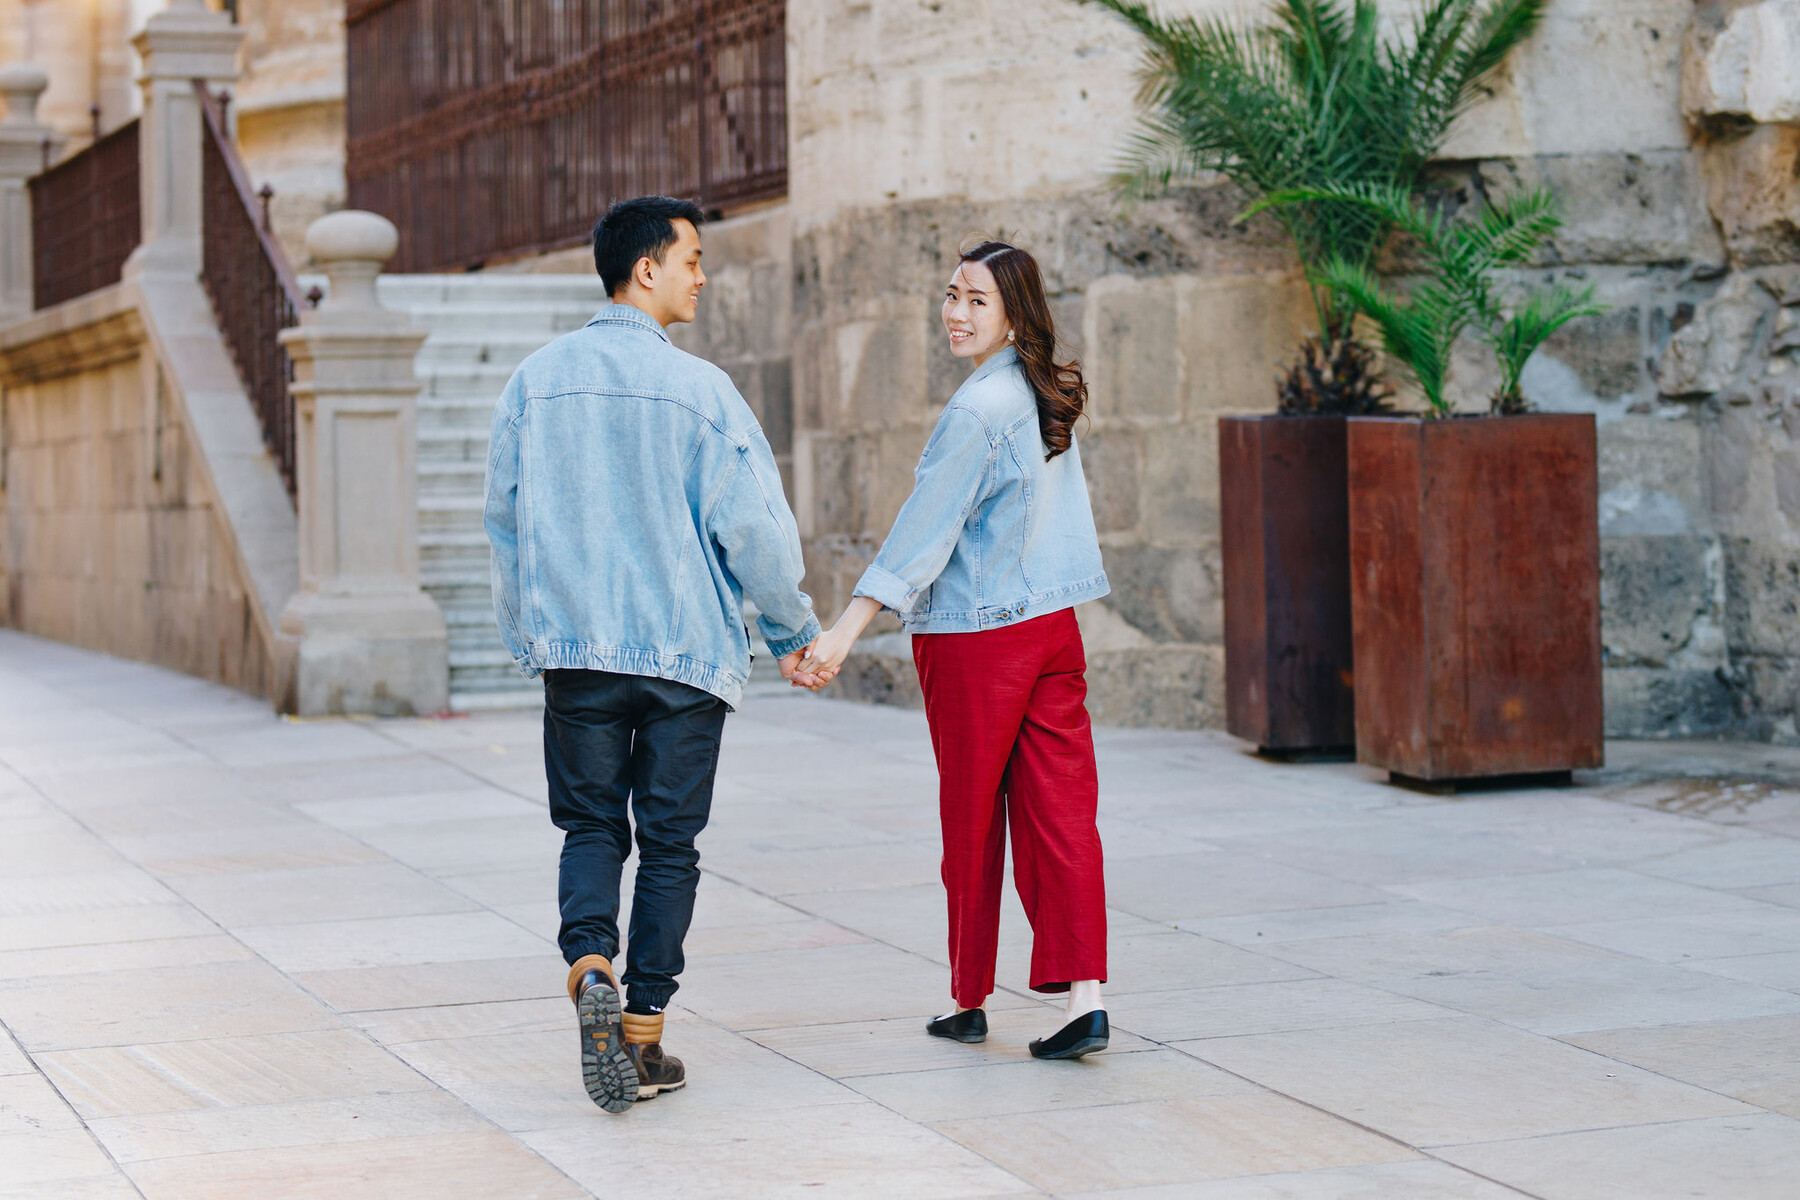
[962,240,1087,460]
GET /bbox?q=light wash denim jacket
[484,303,820,707]
[854,347,1109,632]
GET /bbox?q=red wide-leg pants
[912,607,1107,1009]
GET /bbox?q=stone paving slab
[2,629,1800,1197]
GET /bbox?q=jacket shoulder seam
[520,386,744,442]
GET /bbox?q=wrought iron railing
[345,0,787,272]
[198,83,304,500]
[28,120,141,310]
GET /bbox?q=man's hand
[778,648,834,690]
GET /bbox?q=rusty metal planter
[1221,415,1355,755]
[1346,414,1603,782]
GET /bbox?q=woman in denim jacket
[800,241,1111,1060]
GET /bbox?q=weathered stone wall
[670,203,797,487]
[230,0,347,268]
[0,0,144,151]
[0,292,276,695]
[788,189,1314,727]
[780,0,1798,739]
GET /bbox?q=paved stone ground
[3,630,1800,1198]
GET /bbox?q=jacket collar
[586,301,672,344]
[963,344,1019,389]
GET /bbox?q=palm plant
[1074,0,1545,412]
[1249,181,1607,415]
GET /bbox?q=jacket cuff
[763,613,822,660]
[854,564,919,616]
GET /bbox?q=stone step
[447,622,504,649]
[417,405,497,436]
[450,638,515,663]
[450,685,543,711]
[426,577,498,607]
[391,274,610,711]
[450,638,510,665]
[415,335,564,371]
[420,534,488,570]
[420,501,485,539]
[418,430,490,465]
[417,396,495,416]
[419,492,485,510]
[420,461,484,491]
[397,305,596,338]
[379,274,609,308]
[418,368,516,401]
[415,416,493,443]
[436,608,503,640]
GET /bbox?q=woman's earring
[1007,330,1015,342]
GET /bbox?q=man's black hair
[592,196,707,297]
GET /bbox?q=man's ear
[633,254,658,292]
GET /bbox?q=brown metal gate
[28,120,141,311]
[345,0,787,273]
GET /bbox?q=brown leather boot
[567,956,635,1114]
[622,1010,687,1100]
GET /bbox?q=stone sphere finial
[304,210,400,313]
[0,64,50,128]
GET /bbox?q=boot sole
[636,1077,688,1101]
[577,979,636,1114]
[1030,1036,1108,1061]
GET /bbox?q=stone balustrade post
[0,64,63,325]
[125,0,243,279]
[276,211,447,716]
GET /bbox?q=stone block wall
[0,297,276,695]
[786,190,1313,727]
[0,0,142,152]
[769,0,1799,739]
[669,204,797,486]
[231,0,348,269]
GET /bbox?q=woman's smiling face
[943,260,1011,363]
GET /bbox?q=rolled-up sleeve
[854,406,994,615]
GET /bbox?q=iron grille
[346,0,787,272]
[28,120,141,310]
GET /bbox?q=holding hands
[777,649,831,690]
[781,596,885,691]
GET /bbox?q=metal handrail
[196,82,304,501]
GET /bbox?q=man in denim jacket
[484,196,821,1112]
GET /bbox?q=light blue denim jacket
[854,347,1109,632]
[484,303,820,707]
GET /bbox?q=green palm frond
[1315,256,1476,413]
[1246,181,1447,251]
[1490,284,1607,412]
[1073,0,1547,380]
[1258,182,1607,414]
[1450,187,1562,268]
[1445,0,1546,115]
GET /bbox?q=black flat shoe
[1029,1010,1109,1060]
[925,1008,987,1043]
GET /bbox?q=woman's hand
[796,626,856,682]
[794,597,884,688]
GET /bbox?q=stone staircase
[375,274,612,711]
